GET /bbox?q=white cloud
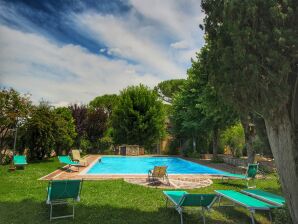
[0,25,161,105]
[73,13,186,78]
[128,0,204,47]
[107,47,122,56]
[0,0,205,105]
[170,40,189,49]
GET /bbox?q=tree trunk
[212,127,218,159]
[192,136,196,153]
[264,104,298,223]
[241,115,256,164]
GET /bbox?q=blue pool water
[86,156,227,175]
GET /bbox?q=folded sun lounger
[58,156,81,172]
[163,190,217,224]
[215,190,279,224]
[241,189,285,207]
[46,179,83,220]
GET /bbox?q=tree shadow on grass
[0,199,270,224]
[29,159,55,164]
[217,181,246,188]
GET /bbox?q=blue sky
[0,0,204,105]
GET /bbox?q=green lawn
[0,158,281,224]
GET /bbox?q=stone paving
[39,155,253,189]
[124,177,213,189]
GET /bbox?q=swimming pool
[85,156,227,175]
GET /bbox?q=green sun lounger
[163,191,217,224]
[221,163,259,188]
[13,155,28,167]
[241,189,285,207]
[58,156,81,172]
[215,190,278,224]
[46,179,83,220]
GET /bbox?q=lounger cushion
[241,189,285,206]
[13,155,27,165]
[221,173,246,179]
[216,190,277,209]
[58,156,79,165]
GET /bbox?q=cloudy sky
[0,0,204,106]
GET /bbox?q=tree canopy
[171,48,238,156]
[89,94,119,117]
[53,107,77,155]
[201,0,298,221]
[112,84,166,150]
[0,88,32,163]
[154,79,185,103]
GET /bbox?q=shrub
[272,206,292,224]
[98,136,113,152]
[79,137,92,154]
[165,139,180,155]
[220,123,245,157]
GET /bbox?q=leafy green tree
[20,102,56,160]
[89,94,119,117]
[201,0,298,221]
[112,84,166,151]
[154,79,185,103]
[171,79,210,154]
[54,107,77,155]
[171,49,238,157]
[0,88,31,163]
[220,123,245,157]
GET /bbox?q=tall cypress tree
[201,0,298,221]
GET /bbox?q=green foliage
[164,138,180,155]
[154,79,185,103]
[79,137,92,153]
[220,123,245,157]
[89,94,119,117]
[19,103,78,160]
[201,0,298,116]
[20,102,56,160]
[53,107,77,155]
[170,49,238,155]
[272,206,293,224]
[0,88,32,163]
[98,136,113,152]
[253,115,272,156]
[112,84,166,150]
[85,107,108,151]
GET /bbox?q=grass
[0,158,282,224]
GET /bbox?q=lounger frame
[215,190,275,224]
[47,180,83,221]
[164,191,217,224]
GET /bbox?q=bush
[98,136,113,152]
[272,206,292,224]
[79,137,92,154]
[220,123,245,157]
[20,103,56,160]
[165,139,180,155]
